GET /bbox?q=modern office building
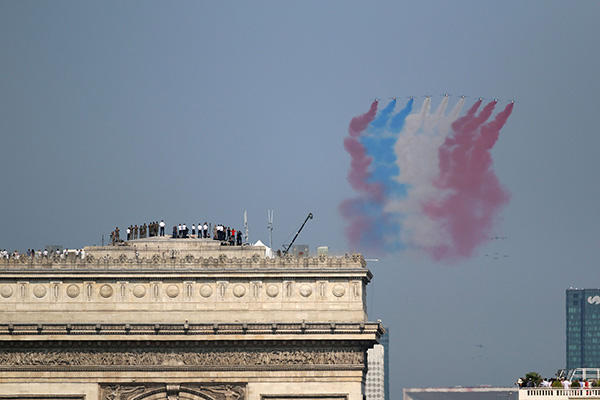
[366,344,385,400]
[566,288,600,370]
[380,326,390,399]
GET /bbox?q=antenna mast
[267,209,274,249]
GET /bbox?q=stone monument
[0,238,383,400]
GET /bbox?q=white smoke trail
[387,97,465,249]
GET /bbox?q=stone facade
[0,239,383,400]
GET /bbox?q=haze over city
[1,1,599,396]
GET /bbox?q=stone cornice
[0,321,383,340]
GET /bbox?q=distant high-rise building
[566,288,600,369]
[366,344,385,400]
[380,327,390,400]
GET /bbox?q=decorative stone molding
[32,285,47,298]
[0,343,364,368]
[299,284,312,298]
[199,284,213,298]
[0,279,364,305]
[66,284,80,298]
[232,284,246,298]
[0,254,367,271]
[332,285,345,298]
[133,285,146,298]
[99,284,114,298]
[266,284,279,298]
[0,321,383,337]
[100,383,246,400]
[0,285,13,298]
[166,285,180,298]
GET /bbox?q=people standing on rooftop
[126,226,131,241]
[192,224,196,237]
[159,220,165,236]
[203,222,208,238]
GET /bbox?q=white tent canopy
[253,240,273,258]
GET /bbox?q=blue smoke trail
[389,97,414,133]
[359,99,413,198]
[368,98,396,134]
[351,99,415,253]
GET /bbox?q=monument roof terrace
[0,238,368,274]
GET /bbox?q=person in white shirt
[192,224,196,237]
[203,222,208,238]
[159,220,165,236]
[562,379,571,389]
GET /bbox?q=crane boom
[282,213,313,255]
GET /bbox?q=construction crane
[282,212,313,255]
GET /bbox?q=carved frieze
[0,343,363,368]
[100,383,246,400]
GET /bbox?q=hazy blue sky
[1,1,600,395]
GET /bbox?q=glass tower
[381,327,390,400]
[566,288,600,370]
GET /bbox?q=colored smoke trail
[343,100,381,197]
[361,99,414,196]
[423,101,514,261]
[340,101,383,250]
[368,98,396,134]
[389,98,414,133]
[340,96,513,261]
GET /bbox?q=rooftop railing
[520,388,600,398]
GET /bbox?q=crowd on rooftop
[517,377,600,389]
[0,248,85,260]
[110,220,243,246]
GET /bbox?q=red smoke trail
[349,100,378,137]
[340,101,381,250]
[424,101,514,261]
[343,100,383,200]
